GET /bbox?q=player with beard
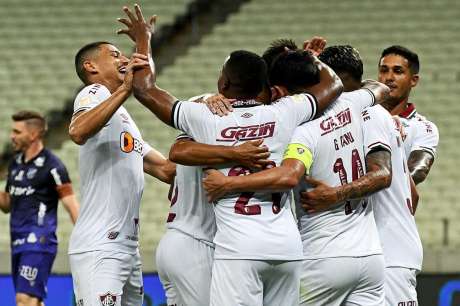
[68,42,175,306]
[378,45,439,185]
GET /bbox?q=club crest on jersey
[34,157,45,167]
[99,292,117,306]
[120,132,142,155]
[217,122,275,142]
[27,168,38,179]
[320,108,352,136]
[297,148,305,154]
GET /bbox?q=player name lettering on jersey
[217,122,275,142]
[320,108,352,136]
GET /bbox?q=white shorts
[210,259,301,306]
[385,267,418,306]
[70,250,143,306]
[300,255,385,306]
[156,230,214,306]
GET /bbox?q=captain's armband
[283,143,313,174]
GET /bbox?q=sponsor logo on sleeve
[99,292,117,306]
[19,265,38,286]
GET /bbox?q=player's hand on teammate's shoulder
[233,139,271,170]
[300,177,340,213]
[202,169,229,203]
[303,36,327,57]
[203,94,235,117]
[117,4,156,42]
[120,53,149,92]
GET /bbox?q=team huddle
[1,3,440,306]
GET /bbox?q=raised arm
[118,5,178,127]
[301,149,392,213]
[203,159,305,202]
[0,192,11,213]
[170,138,270,169]
[69,54,149,145]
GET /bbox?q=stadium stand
[0,0,458,274]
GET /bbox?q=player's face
[10,121,34,152]
[94,44,130,85]
[378,54,419,102]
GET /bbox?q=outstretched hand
[202,169,229,203]
[117,4,156,43]
[303,36,327,57]
[120,53,150,92]
[300,176,340,213]
[204,94,235,116]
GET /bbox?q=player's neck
[23,141,44,163]
[389,98,409,116]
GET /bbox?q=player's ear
[83,60,98,75]
[410,73,419,88]
[271,85,288,101]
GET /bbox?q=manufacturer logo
[217,122,275,142]
[241,112,253,118]
[120,132,143,154]
[12,238,25,246]
[99,292,117,306]
[107,231,119,240]
[27,168,38,179]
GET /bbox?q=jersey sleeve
[73,84,111,115]
[142,141,153,158]
[283,125,315,174]
[49,159,73,198]
[409,119,439,158]
[276,93,318,125]
[362,105,393,156]
[345,88,376,114]
[171,100,215,142]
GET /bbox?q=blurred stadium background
[0,0,459,305]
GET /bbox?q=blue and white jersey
[6,149,72,254]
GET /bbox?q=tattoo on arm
[337,150,392,201]
[408,150,434,185]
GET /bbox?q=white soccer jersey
[69,83,148,255]
[285,89,382,259]
[166,135,217,243]
[364,105,423,271]
[172,94,319,260]
[401,117,439,159]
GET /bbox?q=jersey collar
[398,103,417,119]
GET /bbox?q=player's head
[378,45,420,105]
[269,49,320,99]
[262,39,299,71]
[218,50,269,101]
[75,41,129,89]
[10,111,48,152]
[319,45,363,92]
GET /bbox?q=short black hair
[380,45,420,74]
[75,41,112,84]
[224,50,268,98]
[269,50,320,94]
[319,45,363,82]
[12,110,48,137]
[262,39,299,71]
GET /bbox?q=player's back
[365,106,423,271]
[291,89,381,259]
[172,94,318,260]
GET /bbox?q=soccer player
[302,45,423,305]
[0,111,79,306]
[117,5,342,305]
[203,49,391,306]
[68,42,175,306]
[378,45,439,184]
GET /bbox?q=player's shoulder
[41,149,66,169]
[362,105,391,121]
[75,83,110,101]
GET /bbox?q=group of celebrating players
[1,3,439,306]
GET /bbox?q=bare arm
[60,194,79,224]
[0,192,11,213]
[409,175,419,214]
[301,150,392,212]
[143,149,176,184]
[118,5,178,127]
[203,159,305,202]
[361,79,390,106]
[169,139,270,169]
[307,59,344,116]
[407,150,434,185]
[69,54,149,145]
